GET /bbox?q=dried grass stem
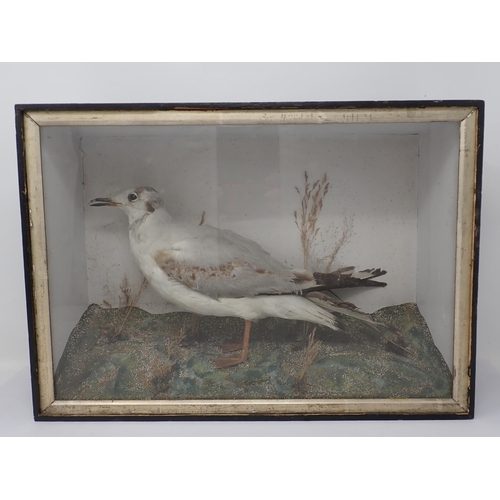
[297,328,322,382]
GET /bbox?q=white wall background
[0,63,499,436]
[80,126,419,311]
[43,125,421,367]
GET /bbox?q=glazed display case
[16,101,483,419]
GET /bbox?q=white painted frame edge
[22,106,478,417]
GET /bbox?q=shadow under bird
[90,187,389,368]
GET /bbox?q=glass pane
[40,120,458,401]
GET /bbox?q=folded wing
[153,224,301,298]
[153,223,387,299]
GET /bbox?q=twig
[294,172,329,269]
[118,275,131,307]
[296,328,322,382]
[167,325,186,360]
[294,171,353,272]
[321,217,353,273]
[115,277,149,337]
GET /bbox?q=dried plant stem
[115,277,149,337]
[167,325,186,361]
[294,172,330,269]
[119,275,131,307]
[150,325,186,396]
[297,328,322,382]
[293,171,353,273]
[322,217,353,273]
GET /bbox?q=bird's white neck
[128,207,173,232]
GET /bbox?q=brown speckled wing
[154,248,300,299]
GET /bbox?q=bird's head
[90,186,164,222]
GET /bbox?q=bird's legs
[190,314,200,339]
[214,319,252,369]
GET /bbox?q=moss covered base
[54,303,452,400]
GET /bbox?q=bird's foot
[214,319,251,369]
[218,341,244,353]
[214,353,247,369]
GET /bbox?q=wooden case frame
[15,101,483,421]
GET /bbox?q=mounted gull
[90,187,388,367]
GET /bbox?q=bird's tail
[299,266,387,293]
[257,295,339,331]
[306,292,412,355]
[306,291,380,324]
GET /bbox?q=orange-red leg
[191,314,200,338]
[214,319,251,369]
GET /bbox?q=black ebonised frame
[15,100,483,421]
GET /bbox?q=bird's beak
[89,197,120,207]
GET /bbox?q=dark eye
[128,193,138,202]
